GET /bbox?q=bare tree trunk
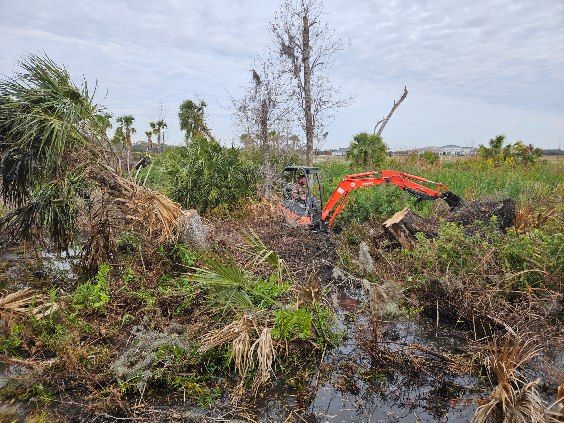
[374,86,408,137]
[125,127,131,171]
[260,99,272,199]
[302,15,314,166]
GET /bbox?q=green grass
[317,157,563,225]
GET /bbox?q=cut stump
[382,208,437,249]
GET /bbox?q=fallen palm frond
[546,384,564,423]
[473,334,545,423]
[91,165,184,244]
[242,228,292,284]
[0,288,58,321]
[198,315,276,402]
[250,327,275,395]
[198,314,253,353]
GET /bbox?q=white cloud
[0,0,562,148]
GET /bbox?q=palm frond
[186,253,256,314]
[242,228,292,284]
[0,288,59,321]
[473,334,545,423]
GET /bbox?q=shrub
[347,132,387,168]
[72,263,110,312]
[162,136,259,214]
[420,150,439,165]
[272,308,312,340]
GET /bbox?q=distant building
[434,145,475,156]
[330,148,348,156]
[392,145,476,156]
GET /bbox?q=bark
[302,14,314,166]
[260,98,272,199]
[374,86,408,137]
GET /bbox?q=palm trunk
[125,127,131,171]
[302,15,314,166]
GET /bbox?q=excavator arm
[321,170,462,227]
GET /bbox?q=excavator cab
[279,166,324,229]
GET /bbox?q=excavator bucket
[440,191,464,209]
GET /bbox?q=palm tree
[179,99,207,139]
[0,54,102,249]
[145,131,153,151]
[347,132,387,168]
[116,115,135,169]
[157,119,167,151]
[116,115,136,153]
[0,54,187,260]
[151,119,167,152]
[94,112,113,139]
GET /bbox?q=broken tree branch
[374,86,408,137]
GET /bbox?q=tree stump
[382,208,438,249]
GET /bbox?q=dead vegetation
[472,334,560,423]
[0,288,58,322]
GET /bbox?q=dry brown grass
[0,288,58,322]
[197,314,276,402]
[473,334,545,423]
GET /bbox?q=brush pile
[381,198,516,249]
[0,55,207,268]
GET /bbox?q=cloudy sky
[1,0,563,150]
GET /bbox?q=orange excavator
[280,166,463,230]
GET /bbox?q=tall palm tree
[116,115,136,152]
[116,115,135,170]
[145,131,153,151]
[150,121,159,149]
[150,119,167,152]
[178,99,214,141]
[157,119,167,151]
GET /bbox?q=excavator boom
[321,170,462,227]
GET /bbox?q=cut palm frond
[242,228,292,284]
[198,314,253,353]
[0,288,58,321]
[473,334,545,423]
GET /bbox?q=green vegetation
[1,53,561,422]
[142,136,259,214]
[346,132,387,168]
[478,134,543,166]
[72,263,111,312]
[0,55,104,250]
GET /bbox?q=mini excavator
[280,166,463,230]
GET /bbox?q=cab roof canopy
[282,166,320,174]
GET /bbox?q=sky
[1,0,563,150]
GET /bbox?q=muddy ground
[0,211,562,422]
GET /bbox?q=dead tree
[272,0,347,166]
[234,58,292,199]
[374,86,408,137]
